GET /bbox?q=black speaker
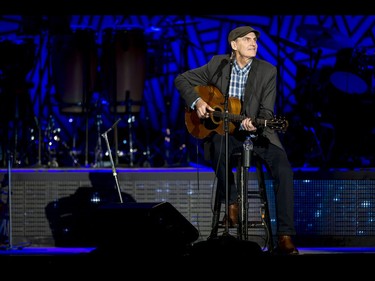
[90,202,199,258]
[45,187,136,247]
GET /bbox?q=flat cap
[228,26,260,44]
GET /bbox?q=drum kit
[281,24,375,167]
[48,25,173,168]
[0,24,183,168]
[296,24,372,95]
[0,37,38,167]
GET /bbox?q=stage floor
[1,243,375,276]
[2,245,375,256]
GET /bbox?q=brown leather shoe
[228,203,239,226]
[222,203,239,227]
[277,235,299,255]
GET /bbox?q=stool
[208,150,274,252]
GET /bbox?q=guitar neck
[212,111,245,122]
[211,111,288,131]
[211,111,264,126]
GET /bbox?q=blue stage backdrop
[0,15,374,169]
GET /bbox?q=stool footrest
[210,152,274,252]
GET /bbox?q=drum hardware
[59,141,80,167]
[43,116,83,168]
[358,54,375,68]
[114,113,139,167]
[136,106,166,168]
[100,27,147,166]
[354,48,375,77]
[50,28,99,167]
[93,114,104,168]
[111,94,143,167]
[126,104,137,167]
[303,125,326,164]
[33,116,43,167]
[45,120,59,168]
[164,128,172,166]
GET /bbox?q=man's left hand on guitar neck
[240,117,257,132]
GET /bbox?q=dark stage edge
[1,243,375,272]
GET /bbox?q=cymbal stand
[127,113,136,167]
[46,115,58,168]
[125,94,136,167]
[101,118,123,203]
[31,116,42,167]
[140,106,152,167]
[94,114,104,167]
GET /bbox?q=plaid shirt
[229,59,252,101]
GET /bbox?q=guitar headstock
[256,116,289,132]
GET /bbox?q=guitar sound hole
[202,117,218,130]
[212,108,222,124]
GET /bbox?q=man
[175,26,298,255]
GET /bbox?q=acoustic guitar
[185,85,288,139]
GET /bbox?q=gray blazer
[174,54,285,151]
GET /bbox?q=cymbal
[297,24,354,50]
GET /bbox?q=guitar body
[185,85,288,139]
[185,85,241,139]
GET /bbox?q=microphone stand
[223,56,234,236]
[101,118,123,203]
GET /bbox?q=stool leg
[255,159,274,252]
[208,187,221,240]
[238,164,248,240]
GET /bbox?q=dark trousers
[210,133,296,236]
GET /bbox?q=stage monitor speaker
[90,201,199,258]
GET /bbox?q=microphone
[213,58,229,78]
[102,118,121,137]
[230,52,235,64]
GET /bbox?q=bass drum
[51,28,98,114]
[100,27,147,114]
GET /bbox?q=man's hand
[195,98,214,119]
[241,117,257,132]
